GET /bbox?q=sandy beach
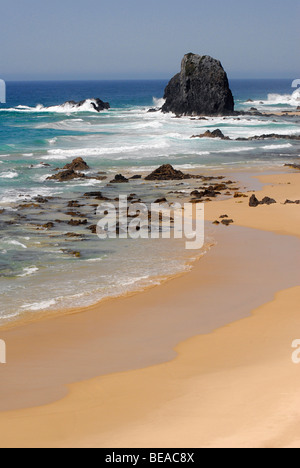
[0,168,299,448]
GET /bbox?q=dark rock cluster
[47,158,107,182]
[64,98,110,112]
[191,129,300,142]
[191,129,230,140]
[249,195,276,207]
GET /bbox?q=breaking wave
[243,88,300,107]
[0,99,108,114]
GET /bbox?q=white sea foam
[5,239,27,249]
[0,311,20,321]
[242,88,300,108]
[153,97,166,108]
[120,275,150,287]
[0,187,59,204]
[134,120,163,129]
[41,155,68,160]
[37,120,92,131]
[85,257,105,263]
[0,99,106,114]
[218,147,256,153]
[262,143,293,150]
[37,174,53,182]
[46,141,169,158]
[0,171,19,179]
[18,266,39,277]
[21,299,56,311]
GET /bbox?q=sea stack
[162,53,234,116]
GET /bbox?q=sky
[0,0,299,80]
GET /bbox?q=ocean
[0,79,299,323]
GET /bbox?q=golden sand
[0,170,299,448]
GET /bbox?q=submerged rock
[67,200,82,208]
[68,219,88,226]
[162,53,234,116]
[237,134,300,142]
[110,174,129,183]
[221,219,234,226]
[154,197,168,204]
[83,191,110,200]
[42,222,54,229]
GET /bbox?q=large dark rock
[162,53,234,116]
[249,194,260,207]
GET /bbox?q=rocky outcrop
[249,195,260,207]
[145,164,192,181]
[237,134,300,141]
[83,191,110,200]
[191,187,221,199]
[162,53,234,116]
[47,168,86,182]
[284,164,300,170]
[63,98,110,112]
[47,158,107,182]
[110,174,129,183]
[221,219,234,226]
[285,199,300,204]
[190,131,300,142]
[68,219,88,226]
[191,129,230,140]
[249,194,276,207]
[62,157,90,171]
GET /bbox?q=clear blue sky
[1,0,299,80]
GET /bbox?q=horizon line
[3,77,297,83]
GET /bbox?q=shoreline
[0,165,297,331]
[0,168,299,447]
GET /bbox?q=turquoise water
[0,79,299,322]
